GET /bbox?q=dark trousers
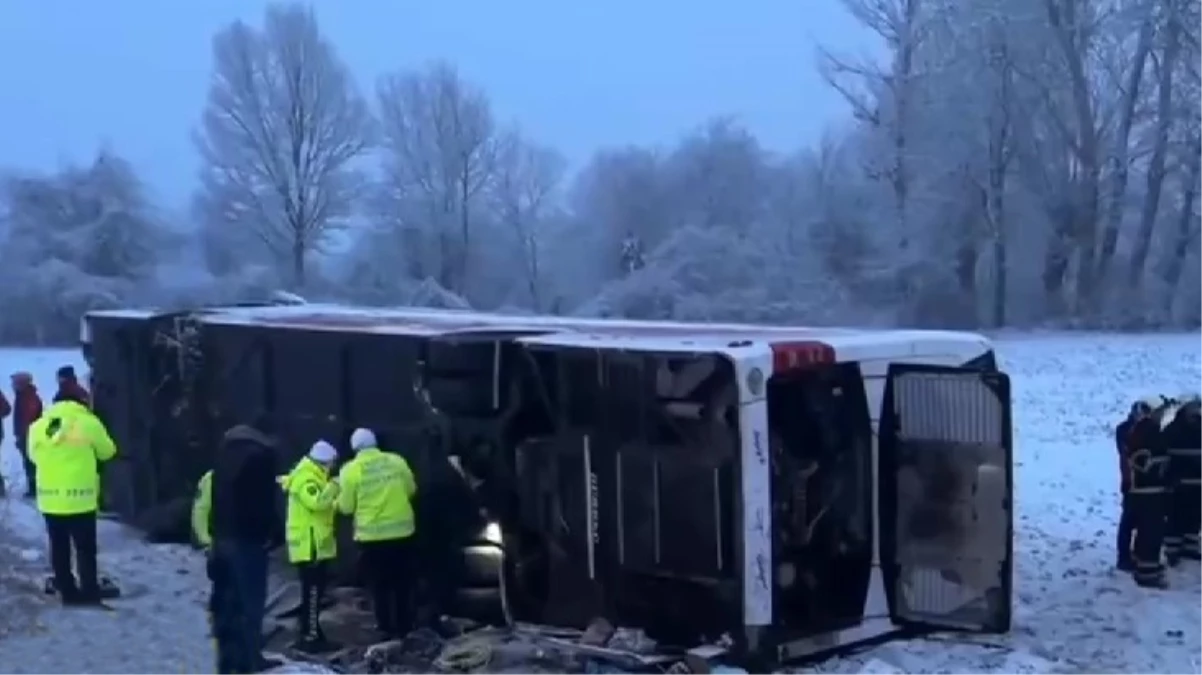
[1116,493,1135,566]
[16,436,36,493]
[1165,484,1201,561]
[359,537,415,637]
[296,560,330,641]
[208,539,269,674]
[1130,491,1167,586]
[44,511,99,601]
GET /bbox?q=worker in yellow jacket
[337,428,418,637]
[28,390,117,606]
[191,470,213,550]
[280,440,341,652]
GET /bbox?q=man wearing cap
[337,428,419,638]
[279,440,341,652]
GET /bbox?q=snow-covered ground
[0,333,1199,674]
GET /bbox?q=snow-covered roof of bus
[86,303,992,362]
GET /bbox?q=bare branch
[194,2,372,287]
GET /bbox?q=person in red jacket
[11,372,45,497]
[54,366,90,407]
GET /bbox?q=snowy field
[0,333,1199,674]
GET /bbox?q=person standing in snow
[279,440,341,653]
[11,372,45,498]
[207,421,283,674]
[1126,395,1173,588]
[337,428,419,638]
[1114,402,1142,572]
[54,365,91,407]
[1163,394,1201,565]
[0,385,10,497]
[28,388,117,605]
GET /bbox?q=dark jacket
[0,390,8,440]
[54,380,91,407]
[1128,416,1170,494]
[1116,419,1134,493]
[209,425,283,546]
[1165,406,1201,488]
[13,386,44,441]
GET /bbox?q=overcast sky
[0,0,876,207]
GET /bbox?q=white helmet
[350,428,378,453]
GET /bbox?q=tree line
[0,0,1197,345]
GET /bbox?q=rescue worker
[54,365,91,407]
[191,469,213,550]
[208,422,283,674]
[27,389,117,606]
[11,372,45,498]
[279,440,341,653]
[338,428,418,638]
[1164,393,1201,565]
[1127,395,1173,589]
[1114,400,1143,571]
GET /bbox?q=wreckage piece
[82,302,1014,667]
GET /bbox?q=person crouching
[280,440,341,653]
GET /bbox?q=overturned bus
[81,303,1013,665]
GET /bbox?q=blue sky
[0,0,875,208]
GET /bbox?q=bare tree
[819,0,927,250]
[195,3,372,289]
[375,62,497,295]
[1128,0,1185,286]
[1096,0,1155,283]
[491,131,565,311]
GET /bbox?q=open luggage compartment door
[879,363,1013,633]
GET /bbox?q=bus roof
[86,303,992,364]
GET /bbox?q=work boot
[1116,557,1135,572]
[1135,576,1169,590]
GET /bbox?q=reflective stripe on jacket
[192,470,213,548]
[337,448,417,542]
[280,457,339,563]
[28,400,116,515]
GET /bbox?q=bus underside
[85,310,1012,666]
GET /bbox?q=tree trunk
[1045,0,1103,315]
[291,238,306,289]
[1097,12,1154,283]
[1159,137,1201,317]
[1128,4,1181,287]
[459,175,472,295]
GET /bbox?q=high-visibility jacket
[191,470,213,549]
[279,457,340,563]
[28,400,116,515]
[337,447,417,542]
